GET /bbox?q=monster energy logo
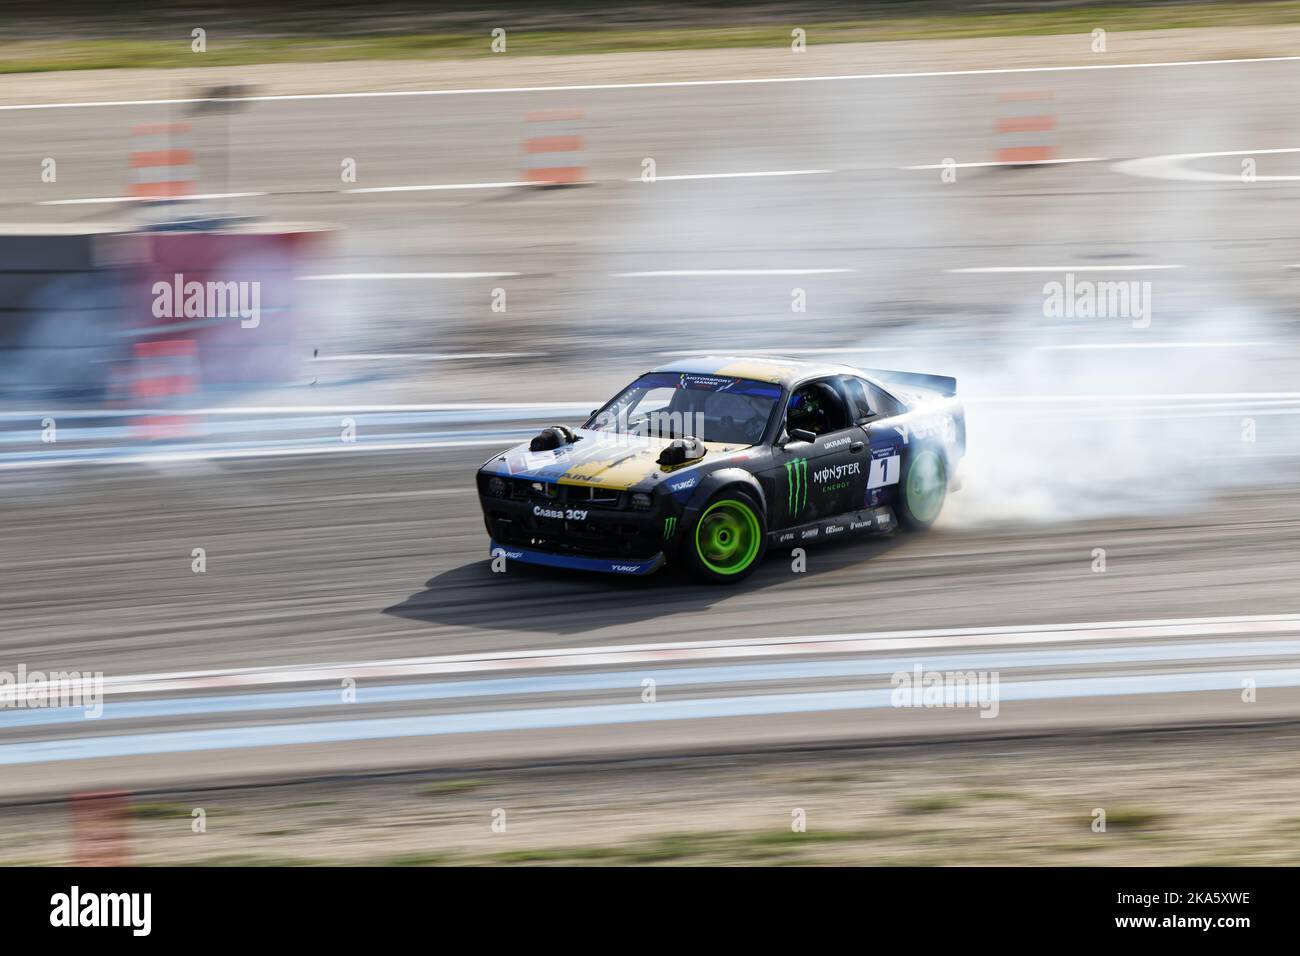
[785,458,808,515]
[663,516,677,538]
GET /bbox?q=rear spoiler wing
[860,367,957,399]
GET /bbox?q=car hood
[481,428,748,491]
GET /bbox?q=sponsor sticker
[867,455,901,489]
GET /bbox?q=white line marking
[0,402,594,419]
[3,394,1295,421]
[310,352,542,361]
[299,272,521,280]
[38,191,265,205]
[659,347,913,356]
[1033,341,1271,351]
[5,55,1300,111]
[0,437,513,471]
[905,157,1107,169]
[968,392,1300,403]
[1113,147,1300,183]
[344,181,531,193]
[18,613,1300,700]
[612,268,854,277]
[9,667,1300,764]
[947,265,1184,273]
[630,169,833,182]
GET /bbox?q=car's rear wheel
[684,492,766,583]
[897,448,947,530]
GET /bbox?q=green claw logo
[663,516,677,539]
[785,458,808,515]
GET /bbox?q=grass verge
[5,3,1300,74]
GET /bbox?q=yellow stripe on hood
[558,439,744,490]
[713,358,801,383]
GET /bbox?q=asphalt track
[2,51,1300,797]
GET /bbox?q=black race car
[476,355,964,582]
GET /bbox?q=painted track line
[947,265,1184,273]
[905,157,1107,169]
[612,268,854,277]
[1033,341,1271,351]
[0,403,596,419]
[310,352,542,361]
[659,347,913,356]
[6,639,1297,729]
[344,181,530,193]
[628,169,833,182]
[5,54,1300,111]
[38,191,265,205]
[14,613,1300,700]
[299,272,520,280]
[1113,147,1300,183]
[4,668,1300,766]
[0,436,516,471]
[2,395,1294,421]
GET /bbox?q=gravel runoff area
[4,723,1298,865]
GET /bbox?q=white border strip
[4,55,1300,111]
[18,613,1300,700]
[947,265,1185,273]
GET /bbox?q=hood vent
[530,425,580,452]
[657,436,706,468]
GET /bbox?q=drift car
[477,357,964,583]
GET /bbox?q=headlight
[488,476,508,498]
[631,493,653,510]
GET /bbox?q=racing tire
[896,447,947,530]
[683,491,767,583]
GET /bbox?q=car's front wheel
[683,492,767,583]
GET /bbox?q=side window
[839,376,904,421]
[865,379,905,418]
[787,379,850,436]
[838,376,874,422]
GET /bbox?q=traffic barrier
[69,791,131,866]
[129,122,198,199]
[994,91,1058,165]
[523,109,587,186]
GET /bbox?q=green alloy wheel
[686,494,766,582]
[899,448,947,529]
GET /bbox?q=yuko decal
[152,273,262,329]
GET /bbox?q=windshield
[588,372,782,445]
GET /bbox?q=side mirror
[786,428,817,445]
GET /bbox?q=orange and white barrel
[994,92,1058,165]
[129,122,198,199]
[130,337,198,439]
[523,109,587,186]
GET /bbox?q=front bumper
[489,540,666,575]
[478,483,676,563]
